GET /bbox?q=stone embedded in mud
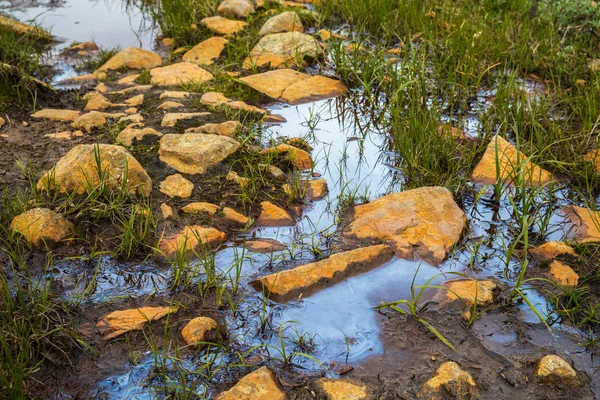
[243,32,322,69]
[215,367,285,400]
[201,16,247,36]
[259,11,303,36]
[245,238,287,253]
[157,101,185,110]
[84,92,114,111]
[251,244,394,302]
[96,306,177,340]
[64,41,98,54]
[240,69,347,104]
[181,317,221,346]
[149,62,214,85]
[471,136,554,187]
[160,90,191,99]
[161,203,174,219]
[124,94,144,106]
[265,164,286,181]
[185,121,242,137]
[96,46,162,72]
[444,279,497,306]
[0,15,52,40]
[10,208,74,249]
[547,260,579,287]
[31,108,81,122]
[343,186,466,264]
[37,144,152,196]
[119,113,144,125]
[261,143,313,170]
[312,378,369,400]
[72,111,107,132]
[418,361,478,400]
[534,355,579,386]
[218,0,255,18]
[0,117,5,129]
[223,207,249,226]
[226,170,248,187]
[563,205,600,244]
[117,126,162,146]
[305,178,328,200]
[181,202,220,215]
[183,37,228,65]
[529,241,577,260]
[200,92,267,114]
[161,112,211,127]
[583,149,600,172]
[159,133,240,175]
[160,174,194,199]
[44,131,73,140]
[158,225,227,259]
[256,201,295,226]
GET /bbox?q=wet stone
[10,208,74,249]
[181,202,219,215]
[161,203,174,219]
[182,36,228,65]
[563,205,600,244]
[161,112,211,127]
[96,306,177,340]
[157,101,185,110]
[534,355,579,386]
[31,108,81,122]
[251,244,394,302]
[444,279,497,306]
[256,201,295,226]
[547,260,579,287]
[160,90,191,99]
[181,317,221,346]
[471,136,554,187]
[158,226,227,259]
[117,126,162,146]
[215,367,285,400]
[259,11,303,35]
[0,15,52,40]
[84,92,114,111]
[529,241,577,260]
[96,46,162,72]
[160,174,194,199]
[72,111,107,132]
[418,361,478,400]
[343,186,466,264]
[223,207,249,226]
[37,144,151,196]
[305,178,328,200]
[243,31,322,69]
[312,378,369,400]
[185,121,242,137]
[149,62,213,85]
[200,16,247,36]
[119,113,143,124]
[218,0,255,18]
[124,94,144,106]
[245,238,286,253]
[158,133,240,174]
[261,143,313,170]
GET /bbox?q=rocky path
[1,0,599,398]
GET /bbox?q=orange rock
[96,306,177,339]
[563,205,600,244]
[223,207,249,225]
[471,136,554,187]
[261,143,313,170]
[245,238,286,253]
[0,15,52,40]
[181,317,221,345]
[185,121,242,137]
[72,111,107,132]
[181,202,219,215]
[158,226,227,259]
[444,279,496,306]
[312,378,369,400]
[160,203,174,219]
[149,62,213,85]
[124,94,144,106]
[84,92,114,111]
[10,208,74,249]
[117,126,162,146]
[37,144,151,196]
[183,37,228,65]
[256,201,295,226]
[534,355,579,386]
[160,174,194,198]
[529,241,577,260]
[437,123,466,139]
[343,187,465,264]
[418,362,478,399]
[96,46,162,72]
[200,16,247,36]
[215,367,286,400]
[547,260,579,287]
[251,245,394,302]
[31,108,80,122]
[305,178,328,200]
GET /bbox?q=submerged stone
[534,355,579,386]
[245,238,287,253]
[96,46,162,72]
[259,11,303,35]
[37,144,151,195]
[251,245,394,302]
[159,174,194,199]
[158,225,227,259]
[418,361,478,400]
[150,62,213,85]
[215,367,285,400]
[471,136,554,187]
[96,306,177,339]
[10,208,74,249]
[158,133,240,174]
[182,37,228,65]
[244,32,322,69]
[201,16,247,36]
[343,187,465,264]
[256,201,295,226]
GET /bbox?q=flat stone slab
[256,201,295,226]
[240,69,348,104]
[343,186,466,264]
[158,225,227,259]
[117,126,162,146]
[159,133,240,174]
[96,46,162,72]
[243,31,322,69]
[31,108,81,122]
[471,136,554,187]
[562,205,600,244]
[201,16,247,36]
[96,306,177,339]
[161,112,211,127]
[529,241,576,260]
[150,62,213,85]
[245,238,287,253]
[185,121,242,136]
[183,37,228,65]
[251,244,394,302]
